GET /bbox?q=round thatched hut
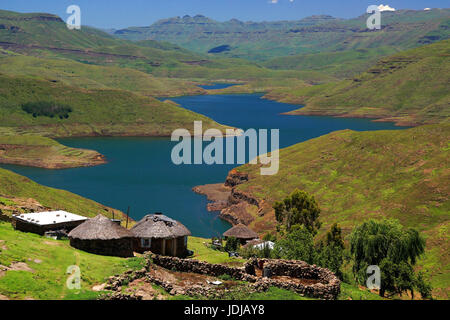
[68,215,134,257]
[131,213,191,257]
[223,224,259,244]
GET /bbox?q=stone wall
[0,210,10,222]
[151,254,256,282]
[100,254,340,300]
[151,254,341,300]
[246,258,341,300]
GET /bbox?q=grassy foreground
[0,222,381,300]
[0,222,145,300]
[233,124,449,298]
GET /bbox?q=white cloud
[378,4,396,12]
[424,8,431,11]
[268,0,294,4]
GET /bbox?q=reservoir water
[1,94,405,237]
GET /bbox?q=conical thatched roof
[68,215,134,240]
[223,224,258,240]
[131,214,191,239]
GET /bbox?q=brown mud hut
[68,215,134,257]
[131,213,191,257]
[223,224,259,244]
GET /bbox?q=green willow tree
[316,223,346,279]
[349,219,430,298]
[273,189,321,235]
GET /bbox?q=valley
[0,5,448,301]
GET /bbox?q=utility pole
[126,206,130,229]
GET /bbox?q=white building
[12,211,88,235]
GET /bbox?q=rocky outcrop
[229,188,260,207]
[219,202,255,225]
[224,169,248,187]
[194,169,265,228]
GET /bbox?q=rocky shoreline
[193,169,271,231]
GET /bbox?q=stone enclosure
[103,254,341,300]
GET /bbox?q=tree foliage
[224,236,240,252]
[22,101,72,119]
[273,225,315,264]
[349,219,430,298]
[316,223,346,279]
[273,189,321,235]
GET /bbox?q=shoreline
[203,85,425,128]
[0,137,108,170]
[192,170,266,231]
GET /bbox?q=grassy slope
[0,10,200,64]
[0,10,318,83]
[0,167,126,221]
[0,50,205,98]
[0,222,146,300]
[233,124,449,298]
[266,40,450,126]
[0,223,379,300]
[263,46,401,79]
[187,237,244,266]
[0,135,105,169]
[0,73,229,137]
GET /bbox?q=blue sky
[0,0,447,29]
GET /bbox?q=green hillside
[0,50,205,97]
[0,10,311,83]
[266,39,450,126]
[0,73,229,137]
[231,124,449,298]
[113,9,450,79]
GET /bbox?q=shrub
[224,237,240,252]
[273,189,321,235]
[22,101,72,119]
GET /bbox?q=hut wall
[134,236,188,257]
[151,238,164,255]
[175,236,188,257]
[70,238,134,258]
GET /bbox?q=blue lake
[0,94,405,237]
[197,83,241,90]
